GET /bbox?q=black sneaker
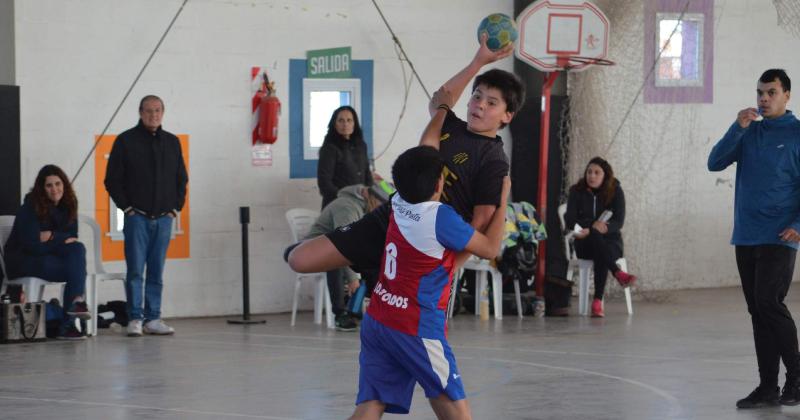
[781,377,800,406]
[67,301,92,321]
[335,314,358,332]
[736,386,780,409]
[56,323,87,341]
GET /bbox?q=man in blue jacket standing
[105,95,188,337]
[709,69,800,409]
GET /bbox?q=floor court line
[487,357,684,418]
[176,331,750,366]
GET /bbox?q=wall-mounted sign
[307,46,351,78]
[251,143,273,166]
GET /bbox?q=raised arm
[419,88,453,149]
[431,33,514,119]
[708,109,757,171]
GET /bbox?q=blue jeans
[123,214,172,321]
[8,242,87,327]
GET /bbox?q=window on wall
[107,201,182,241]
[655,13,704,87]
[644,0,713,104]
[302,78,361,160]
[289,59,373,179]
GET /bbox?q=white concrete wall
[13,0,514,317]
[565,0,800,291]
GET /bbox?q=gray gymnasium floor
[2,287,800,420]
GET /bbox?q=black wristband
[437,104,450,112]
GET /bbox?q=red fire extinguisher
[255,73,281,144]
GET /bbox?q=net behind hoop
[555,0,707,293]
[555,55,615,71]
[554,0,800,293]
[774,0,800,38]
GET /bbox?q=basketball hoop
[516,0,612,72]
[513,0,616,301]
[554,55,616,71]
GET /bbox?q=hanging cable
[603,0,690,155]
[71,0,189,183]
[370,0,431,100]
[369,0,432,167]
[372,42,414,163]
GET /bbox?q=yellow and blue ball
[477,13,518,51]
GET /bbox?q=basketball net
[774,0,800,38]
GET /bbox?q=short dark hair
[472,68,525,116]
[139,95,164,111]
[391,146,444,204]
[759,69,791,91]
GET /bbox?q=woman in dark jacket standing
[565,157,637,317]
[3,165,90,339]
[317,106,373,209]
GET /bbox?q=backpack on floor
[97,300,128,328]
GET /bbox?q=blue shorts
[356,313,465,414]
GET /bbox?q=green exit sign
[307,47,352,78]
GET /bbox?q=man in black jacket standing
[105,95,188,337]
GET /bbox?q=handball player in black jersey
[288,34,524,276]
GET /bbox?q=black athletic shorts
[325,201,391,274]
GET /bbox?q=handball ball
[477,13,518,51]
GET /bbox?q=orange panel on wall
[94,134,190,261]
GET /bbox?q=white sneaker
[143,319,175,335]
[127,319,143,337]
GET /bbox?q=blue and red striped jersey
[367,194,475,339]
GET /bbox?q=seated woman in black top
[3,164,91,339]
[565,157,637,317]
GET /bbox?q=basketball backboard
[515,0,611,72]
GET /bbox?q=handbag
[0,302,47,343]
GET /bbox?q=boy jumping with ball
[288,34,522,280]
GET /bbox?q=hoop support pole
[535,72,558,298]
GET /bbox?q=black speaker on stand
[228,206,266,325]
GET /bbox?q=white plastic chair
[447,256,524,320]
[0,215,57,304]
[78,215,126,336]
[466,257,523,320]
[557,204,633,316]
[285,208,334,329]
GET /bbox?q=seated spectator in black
[565,157,637,318]
[3,164,91,339]
[305,184,382,331]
